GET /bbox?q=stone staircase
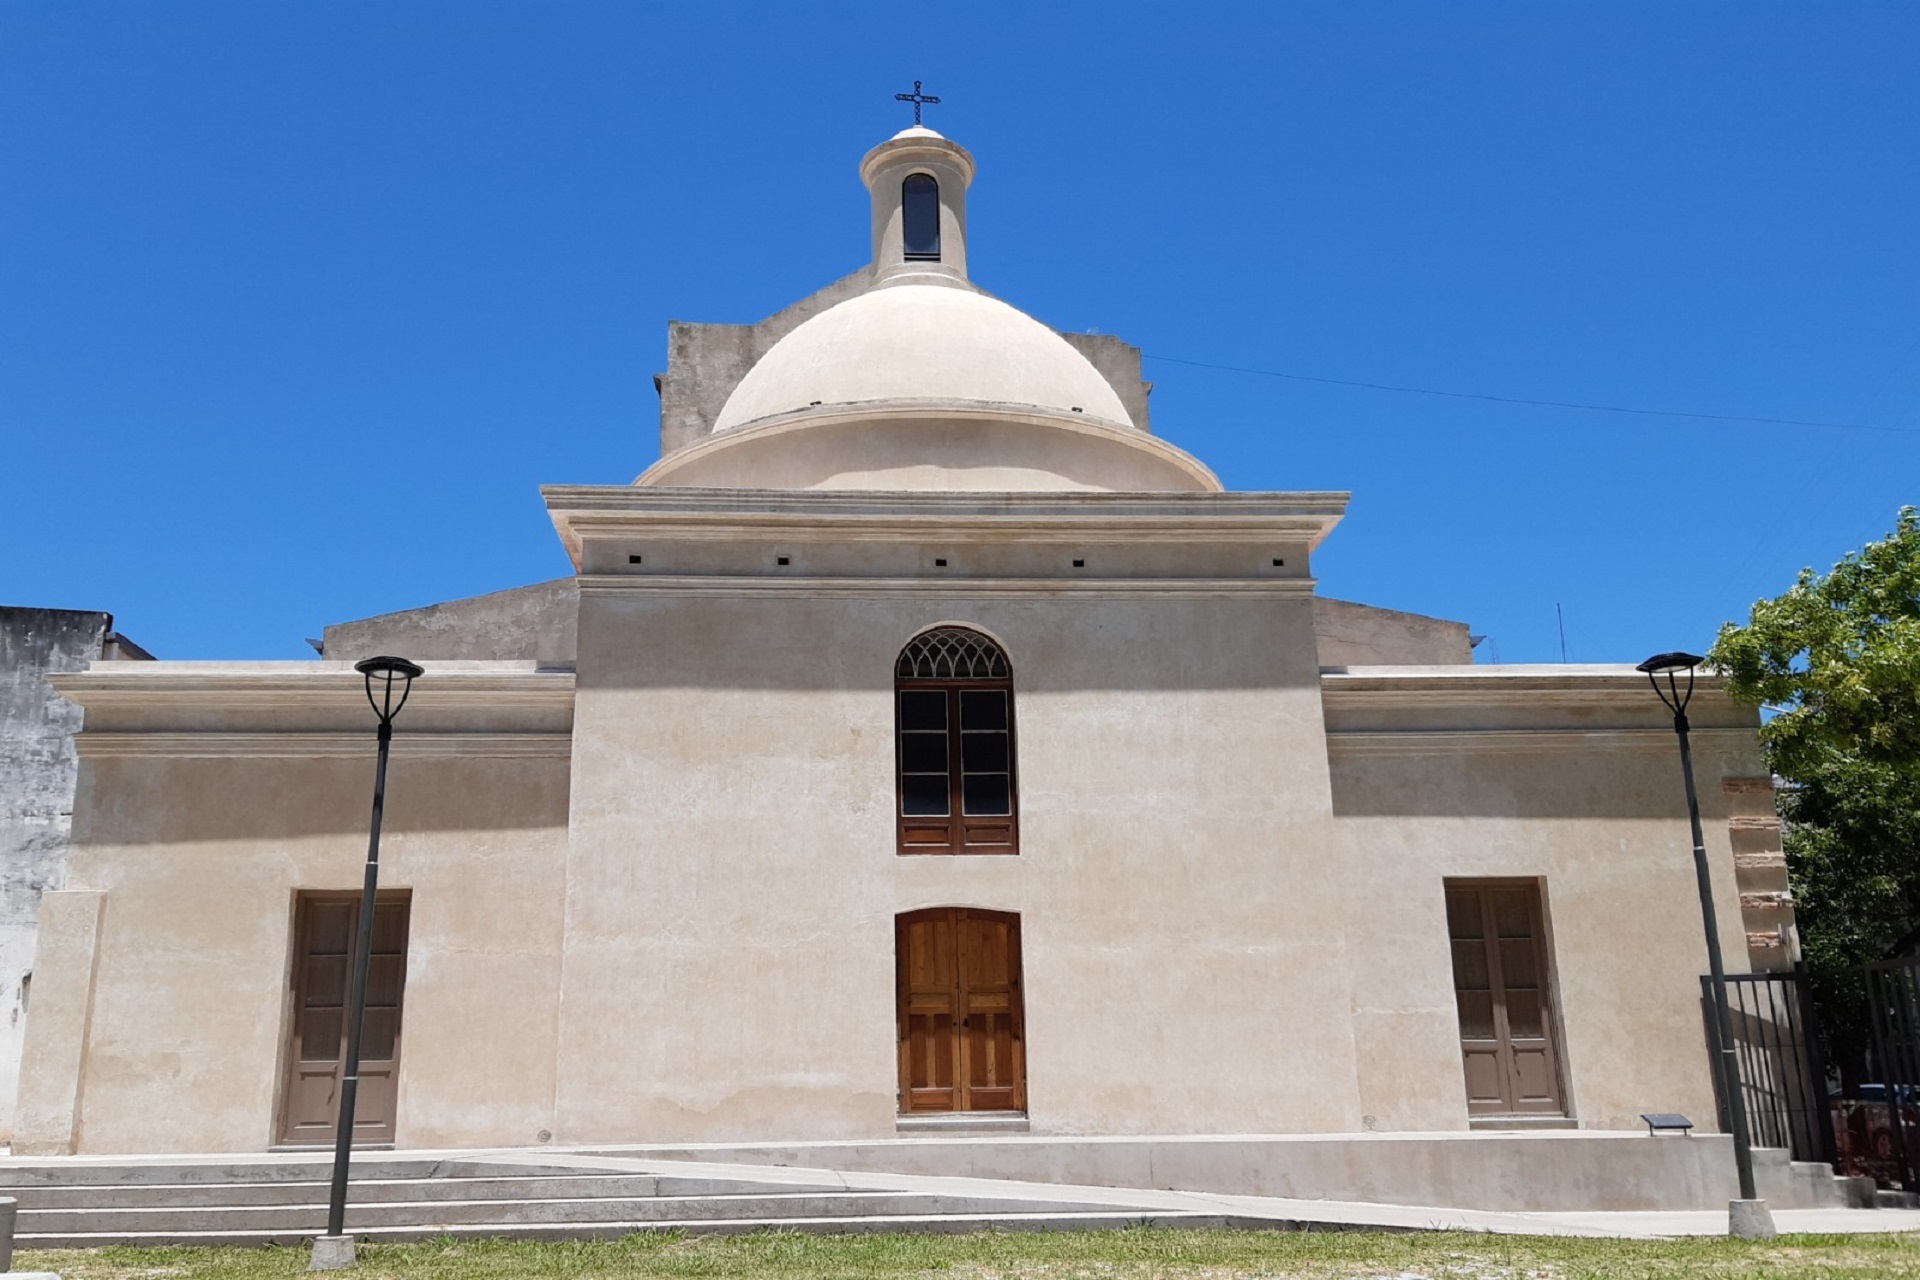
[0,1156,1237,1246]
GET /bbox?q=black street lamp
[312,656,423,1270]
[1637,650,1775,1240]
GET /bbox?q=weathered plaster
[0,607,149,1142]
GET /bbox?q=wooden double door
[1446,881,1566,1116]
[897,908,1026,1113]
[277,892,411,1146]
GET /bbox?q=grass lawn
[16,1228,1920,1280]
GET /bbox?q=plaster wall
[1323,672,1769,1135]
[0,608,112,1141]
[1312,598,1472,666]
[321,579,578,664]
[554,585,1364,1142]
[316,580,1468,673]
[12,665,574,1155]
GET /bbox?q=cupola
[637,121,1219,494]
[860,126,975,284]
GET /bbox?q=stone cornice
[1320,665,1761,737]
[632,403,1210,487]
[575,573,1317,599]
[544,485,1349,567]
[1327,727,1761,756]
[50,662,574,737]
[76,732,573,760]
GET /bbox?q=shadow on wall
[1327,747,1711,821]
[70,754,571,843]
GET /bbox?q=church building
[15,124,1797,1166]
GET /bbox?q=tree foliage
[1710,507,1920,970]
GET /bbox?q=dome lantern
[860,126,975,285]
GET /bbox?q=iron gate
[1854,958,1920,1189]
[1701,970,1834,1166]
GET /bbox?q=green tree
[1710,509,1920,1075]
[1711,505,1920,965]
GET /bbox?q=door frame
[1442,876,1572,1120]
[895,906,1027,1115]
[272,888,413,1149]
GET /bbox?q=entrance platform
[582,1130,1847,1214]
[2,1133,1913,1246]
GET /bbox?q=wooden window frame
[895,648,1019,857]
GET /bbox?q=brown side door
[897,908,1026,1113]
[1446,881,1565,1116]
[277,892,411,1146]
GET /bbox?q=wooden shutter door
[957,910,1025,1112]
[898,910,960,1112]
[1445,882,1564,1117]
[278,892,411,1145]
[897,908,1026,1113]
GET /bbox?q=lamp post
[311,656,423,1271]
[1637,650,1775,1240]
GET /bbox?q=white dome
[714,283,1133,432]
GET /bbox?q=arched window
[902,173,941,261]
[896,627,1016,855]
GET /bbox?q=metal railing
[1857,957,1920,1189]
[1701,970,1834,1165]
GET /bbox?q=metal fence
[1701,971,1834,1165]
[1856,958,1920,1189]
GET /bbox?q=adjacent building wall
[0,607,149,1143]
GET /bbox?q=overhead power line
[1141,353,1918,435]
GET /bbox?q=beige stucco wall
[23,751,569,1155]
[15,493,1773,1156]
[554,586,1364,1141]
[1323,670,1769,1135]
[14,665,573,1155]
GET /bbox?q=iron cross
[894,80,941,126]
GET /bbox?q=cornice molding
[631,403,1213,488]
[545,485,1350,566]
[1320,665,1756,726]
[575,573,1317,600]
[1327,727,1761,756]
[50,664,575,712]
[77,732,573,760]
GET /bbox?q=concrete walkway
[493,1150,1920,1240]
[5,1145,1919,1241]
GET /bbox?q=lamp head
[1635,652,1704,676]
[355,655,423,725]
[1637,650,1702,717]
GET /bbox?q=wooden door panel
[898,908,1025,1114]
[278,893,410,1146]
[1460,1046,1508,1109]
[1445,883,1564,1118]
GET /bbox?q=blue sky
[3,2,1915,662]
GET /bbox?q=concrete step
[0,1159,564,1187]
[3,1173,843,1208]
[18,1190,1123,1235]
[18,1209,1241,1247]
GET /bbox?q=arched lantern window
[902,173,941,261]
[895,627,1016,855]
